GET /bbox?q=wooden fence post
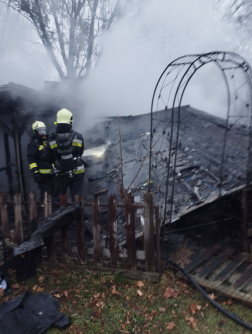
[144,193,155,272]
[75,194,86,263]
[44,192,55,262]
[92,199,103,266]
[155,207,161,278]
[125,194,137,270]
[29,192,37,234]
[59,194,70,263]
[0,193,9,238]
[14,193,23,245]
[108,195,119,267]
[44,192,52,218]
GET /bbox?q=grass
[1,266,252,333]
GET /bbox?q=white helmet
[55,108,74,125]
[32,121,46,135]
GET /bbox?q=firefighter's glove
[33,173,42,184]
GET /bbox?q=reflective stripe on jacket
[27,135,53,175]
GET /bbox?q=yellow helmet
[32,121,46,135]
[55,108,74,125]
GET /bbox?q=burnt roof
[0,82,63,116]
[84,105,249,223]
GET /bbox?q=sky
[0,0,249,125]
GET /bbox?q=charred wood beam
[4,132,14,196]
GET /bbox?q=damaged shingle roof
[83,105,249,223]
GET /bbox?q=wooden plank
[214,252,248,283]
[45,237,55,263]
[61,227,71,263]
[183,245,221,273]
[232,264,252,290]
[198,249,234,278]
[75,194,86,263]
[59,193,70,263]
[44,192,52,218]
[14,193,23,244]
[92,200,103,266]
[155,207,161,278]
[190,274,252,307]
[144,193,155,272]
[42,262,160,283]
[108,195,119,267]
[0,193,9,237]
[87,248,146,260]
[29,192,37,234]
[125,194,137,270]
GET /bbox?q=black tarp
[0,292,70,334]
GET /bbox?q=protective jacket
[27,135,53,175]
[44,125,85,175]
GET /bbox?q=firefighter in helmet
[27,121,60,201]
[44,109,85,201]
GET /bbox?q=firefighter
[27,121,59,201]
[44,109,85,201]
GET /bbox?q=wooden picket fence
[0,192,161,280]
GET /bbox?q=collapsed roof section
[0,82,63,116]
[84,105,249,223]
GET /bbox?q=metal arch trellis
[148,51,252,242]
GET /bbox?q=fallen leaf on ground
[166,321,176,330]
[136,281,144,288]
[163,288,178,299]
[32,285,38,291]
[188,302,201,314]
[111,286,120,296]
[38,276,45,283]
[186,316,198,330]
[171,310,176,315]
[101,293,106,299]
[36,287,44,293]
[159,307,166,312]
[147,294,153,299]
[94,292,100,299]
[0,288,4,297]
[223,299,233,306]
[137,290,143,297]
[208,293,217,300]
[64,291,69,299]
[54,293,61,298]
[12,284,20,289]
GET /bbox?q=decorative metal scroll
[148,52,252,228]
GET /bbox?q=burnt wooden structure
[0,192,160,281]
[0,82,62,201]
[180,246,252,307]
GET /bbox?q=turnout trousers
[58,173,84,202]
[39,175,60,202]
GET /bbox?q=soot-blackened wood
[155,207,161,278]
[92,200,103,266]
[125,194,136,270]
[44,193,55,262]
[0,193,9,237]
[75,194,86,263]
[183,245,221,273]
[29,192,37,234]
[198,249,234,278]
[45,237,55,263]
[108,195,119,267]
[59,194,70,263]
[4,133,14,197]
[242,189,248,252]
[14,193,23,244]
[144,193,155,272]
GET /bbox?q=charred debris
[83,105,248,251]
